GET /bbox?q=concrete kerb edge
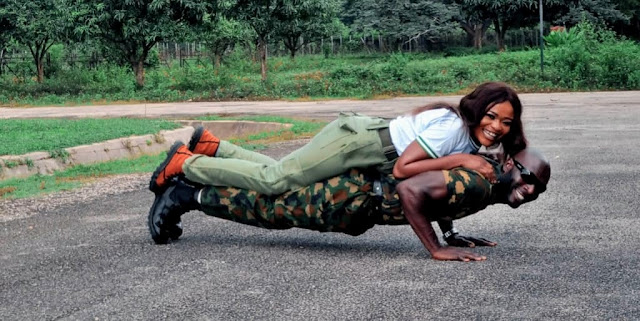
[0,127,194,181]
[0,120,292,181]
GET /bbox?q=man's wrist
[443,227,459,239]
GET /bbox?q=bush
[546,21,640,89]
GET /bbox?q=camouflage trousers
[198,166,496,236]
[199,169,381,236]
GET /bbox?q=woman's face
[473,101,514,147]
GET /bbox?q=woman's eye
[485,114,496,120]
[503,121,512,127]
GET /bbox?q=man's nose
[522,183,536,195]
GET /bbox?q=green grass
[0,118,181,156]
[0,153,165,199]
[0,116,325,199]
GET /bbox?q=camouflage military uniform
[199,165,500,236]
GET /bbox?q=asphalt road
[1,92,640,320]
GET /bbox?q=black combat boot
[148,178,201,244]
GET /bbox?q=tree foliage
[201,14,253,68]
[551,0,629,26]
[344,0,458,49]
[4,0,78,82]
[0,1,14,48]
[609,0,640,39]
[232,0,281,80]
[81,0,208,87]
[274,0,340,58]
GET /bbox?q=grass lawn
[0,118,181,156]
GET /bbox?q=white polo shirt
[388,108,480,158]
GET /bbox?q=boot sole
[187,126,204,152]
[149,141,183,195]
[148,193,170,244]
[148,185,183,244]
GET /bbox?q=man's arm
[396,171,487,261]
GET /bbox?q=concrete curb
[0,120,291,181]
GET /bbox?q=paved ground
[1,92,640,320]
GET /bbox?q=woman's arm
[393,141,496,181]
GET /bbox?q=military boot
[148,178,201,244]
[188,126,220,156]
[149,141,193,194]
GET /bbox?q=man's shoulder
[439,168,494,220]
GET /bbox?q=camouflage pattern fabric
[199,168,379,236]
[435,168,498,221]
[199,166,499,235]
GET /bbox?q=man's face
[501,152,549,208]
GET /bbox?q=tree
[0,1,14,75]
[456,0,546,51]
[195,1,252,68]
[201,16,251,68]
[5,0,76,82]
[0,1,13,46]
[232,0,283,80]
[456,0,627,51]
[82,0,208,87]
[610,0,640,39]
[344,0,458,51]
[274,0,340,59]
[551,0,629,27]
[452,0,491,49]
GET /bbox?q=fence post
[0,48,4,75]
[330,36,334,54]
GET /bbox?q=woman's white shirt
[388,108,480,158]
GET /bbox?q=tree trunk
[461,22,482,49]
[258,36,267,81]
[494,20,506,51]
[474,24,484,49]
[0,48,4,75]
[30,44,45,83]
[214,54,221,68]
[133,60,145,88]
[36,59,44,83]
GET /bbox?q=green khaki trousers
[183,113,391,195]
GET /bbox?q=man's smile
[514,189,525,201]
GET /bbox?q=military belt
[377,127,399,161]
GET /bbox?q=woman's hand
[460,155,496,183]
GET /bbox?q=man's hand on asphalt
[431,247,487,262]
